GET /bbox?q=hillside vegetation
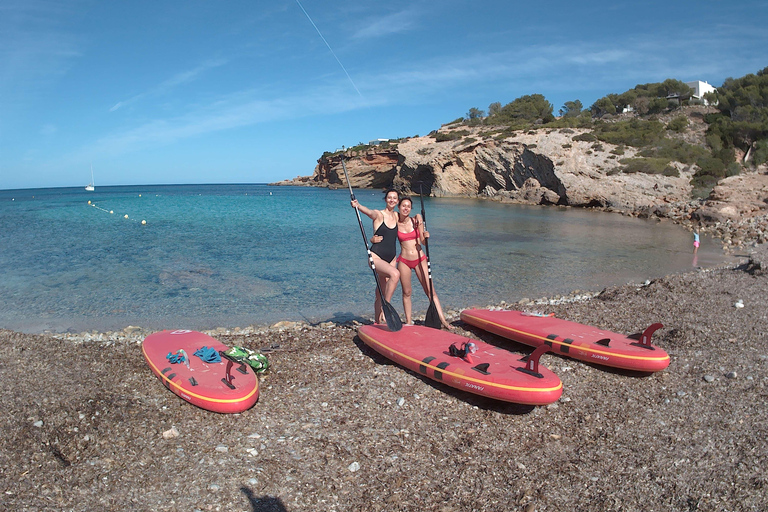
[449,67,768,194]
[331,67,767,199]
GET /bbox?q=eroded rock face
[696,173,768,223]
[273,116,768,247]
[285,129,695,211]
[309,150,402,189]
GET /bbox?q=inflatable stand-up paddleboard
[358,324,562,405]
[460,309,669,373]
[142,330,259,413]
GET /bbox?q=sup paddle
[419,184,442,329]
[340,151,402,332]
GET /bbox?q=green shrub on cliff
[620,157,679,176]
[638,138,709,164]
[432,130,470,142]
[666,116,689,132]
[573,132,596,142]
[752,139,768,166]
[705,66,768,169]
[486,94,555,127]
[593,119,666,147]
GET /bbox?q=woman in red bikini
[393,196,452,328]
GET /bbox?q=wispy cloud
[351,8,419,39]
[64,20,768,165]
[77,82,366,160]
[109,58,229,112]
[0,1,81,96]
[39,123,57,136]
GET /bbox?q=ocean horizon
[0,184,729,334]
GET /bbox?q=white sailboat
[85,164,95,191]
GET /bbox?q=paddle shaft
[340,155,391,304]
[418,186,436,301]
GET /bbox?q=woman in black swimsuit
[351,189,401,324]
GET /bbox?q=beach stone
[32,420,43,428]
[162,426,179,439]
[272,320,300,330]
[215,444,228,453]
[726,371,738,379]
[208,484,220,492]
[703,375,715,383]
[348,461,360,472]
[396,397,405,407]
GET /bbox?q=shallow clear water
[0,185,726,333]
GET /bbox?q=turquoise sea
[0,184,727,333]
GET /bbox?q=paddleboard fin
[517,345,551,379]
[629,323,664,350]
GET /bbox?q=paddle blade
[382,300,403,332]
[424,301,442,329]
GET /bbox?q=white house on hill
[686,80,717,105]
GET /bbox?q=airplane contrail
[294,0,364,99]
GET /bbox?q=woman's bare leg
[398,261,414,324]
[371,255,400,323]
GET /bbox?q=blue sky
[1,0,767,190]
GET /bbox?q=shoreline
[38,247,755,343]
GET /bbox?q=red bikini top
[397,218,420,242]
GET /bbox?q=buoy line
[87,200,147,225]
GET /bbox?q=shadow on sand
[240,487,289,512]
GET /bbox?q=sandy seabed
[1,245,766,512]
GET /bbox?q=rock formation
[273,110,768,248]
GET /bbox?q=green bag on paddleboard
[223,346,269,373]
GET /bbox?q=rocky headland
[275,107,768,249]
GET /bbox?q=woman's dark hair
[383,188,400,200]
[398,196,412,207]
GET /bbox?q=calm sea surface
[0,184,727,333]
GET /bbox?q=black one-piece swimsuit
[370,221,397,262]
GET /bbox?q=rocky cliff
[274,109,768,247]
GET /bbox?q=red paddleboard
[142,330,259,413]
[358,324,562,405]
[460,309,670,373]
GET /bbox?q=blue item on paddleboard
[193,346,221,363]
[166,350,187,364]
